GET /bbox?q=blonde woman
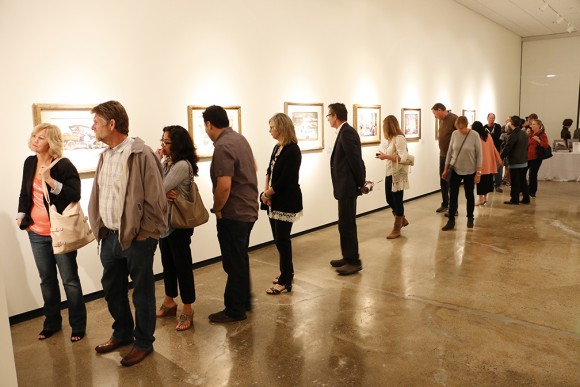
[260,113,302,294]
[376,115,410,239]
[17,124,87,342]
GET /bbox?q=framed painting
[401,108,421,141]
[462,109,476,126]
[284,102,324,151]
[32,104,103,173]
[187,105,242,159]
[353,104,381,144]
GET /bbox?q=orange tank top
[29,177,51,236]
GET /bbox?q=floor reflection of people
[264,305,304,384]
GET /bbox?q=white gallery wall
[0,0,521,317]
[521,36,580,141]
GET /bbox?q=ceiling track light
[539,3,549,11]
[566,24,575,33]
[555,16,564,24]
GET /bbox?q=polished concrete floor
[10,181,580,386]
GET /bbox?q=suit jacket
[330,123,366,199]
[500,127,528,166]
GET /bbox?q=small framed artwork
[284,102,324,151]
[435,117,440,140]
[401,108,421,141]
[462,109,476,126]
[187,105,242,159]
[353,104,381,144]
[32,103,103,174]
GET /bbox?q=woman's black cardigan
[266,142,303,214]
[18,155,81,230]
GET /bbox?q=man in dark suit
[328,103,366,276]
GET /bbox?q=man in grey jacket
[88,100,167,367]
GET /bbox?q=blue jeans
[216,219,254,319]
[27,231,87,333]
[100,233,157,350]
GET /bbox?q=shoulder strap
[451,134,469,167]
[41,157,63,204]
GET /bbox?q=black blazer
[266,142,303,213]
[500,127,528,166]
[330,123,366,199]
[18,156,81,230]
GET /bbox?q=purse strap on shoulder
[41,157,63,204]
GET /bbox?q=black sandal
[71,331,85,342]
[266,284,292,295]
[38,329,57,340]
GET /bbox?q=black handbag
[536,143,553,160]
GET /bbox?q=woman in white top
[376,115,410,239]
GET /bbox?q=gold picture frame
[353,104,381,145]
[187,105,242,159]
[32,103,102,174]
[401,108,421,141]
[284,102,324,151]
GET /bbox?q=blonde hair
[29,123,63,158]
[269,113,297,145]
[532,119,545,131]
[382,115,404,139]
[455,116,468,129]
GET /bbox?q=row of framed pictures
[32,103,477,173]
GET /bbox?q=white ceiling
[454,0,580,38]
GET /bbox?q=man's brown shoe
[336,264,362,275]
[330,259,347,268]
[95,337,134,354]
[120,346,153,367]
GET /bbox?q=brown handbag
[42,158,95,254]
[171,162,209,228]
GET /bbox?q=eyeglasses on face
[326,113,334,118]
[160,139,172,146]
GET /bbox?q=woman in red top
[527,119,550,198]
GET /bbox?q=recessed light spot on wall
[546,74,557,78]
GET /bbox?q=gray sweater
[445,130,482,175]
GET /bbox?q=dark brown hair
[91,100,129,134]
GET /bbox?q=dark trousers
[269,218,294,286]
[27,231,87,333]
[448,171,475,222]
[526,158,542,196]
[216,219,254,319]
[337,197,360,264]
[439,156,449,207]
[385,176,404,216]
[509,167,529,203]
[100,234,158,350]
[494,162,503,188]
[159,228,196,304]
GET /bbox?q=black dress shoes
[435,206,448,213]
[208,310,246,323]
[330,259,347,267]
[520,199,530,204]
[120,345,153,367]
[504,201,519,205]
[336,264,362,275]
[95,337,134,354]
